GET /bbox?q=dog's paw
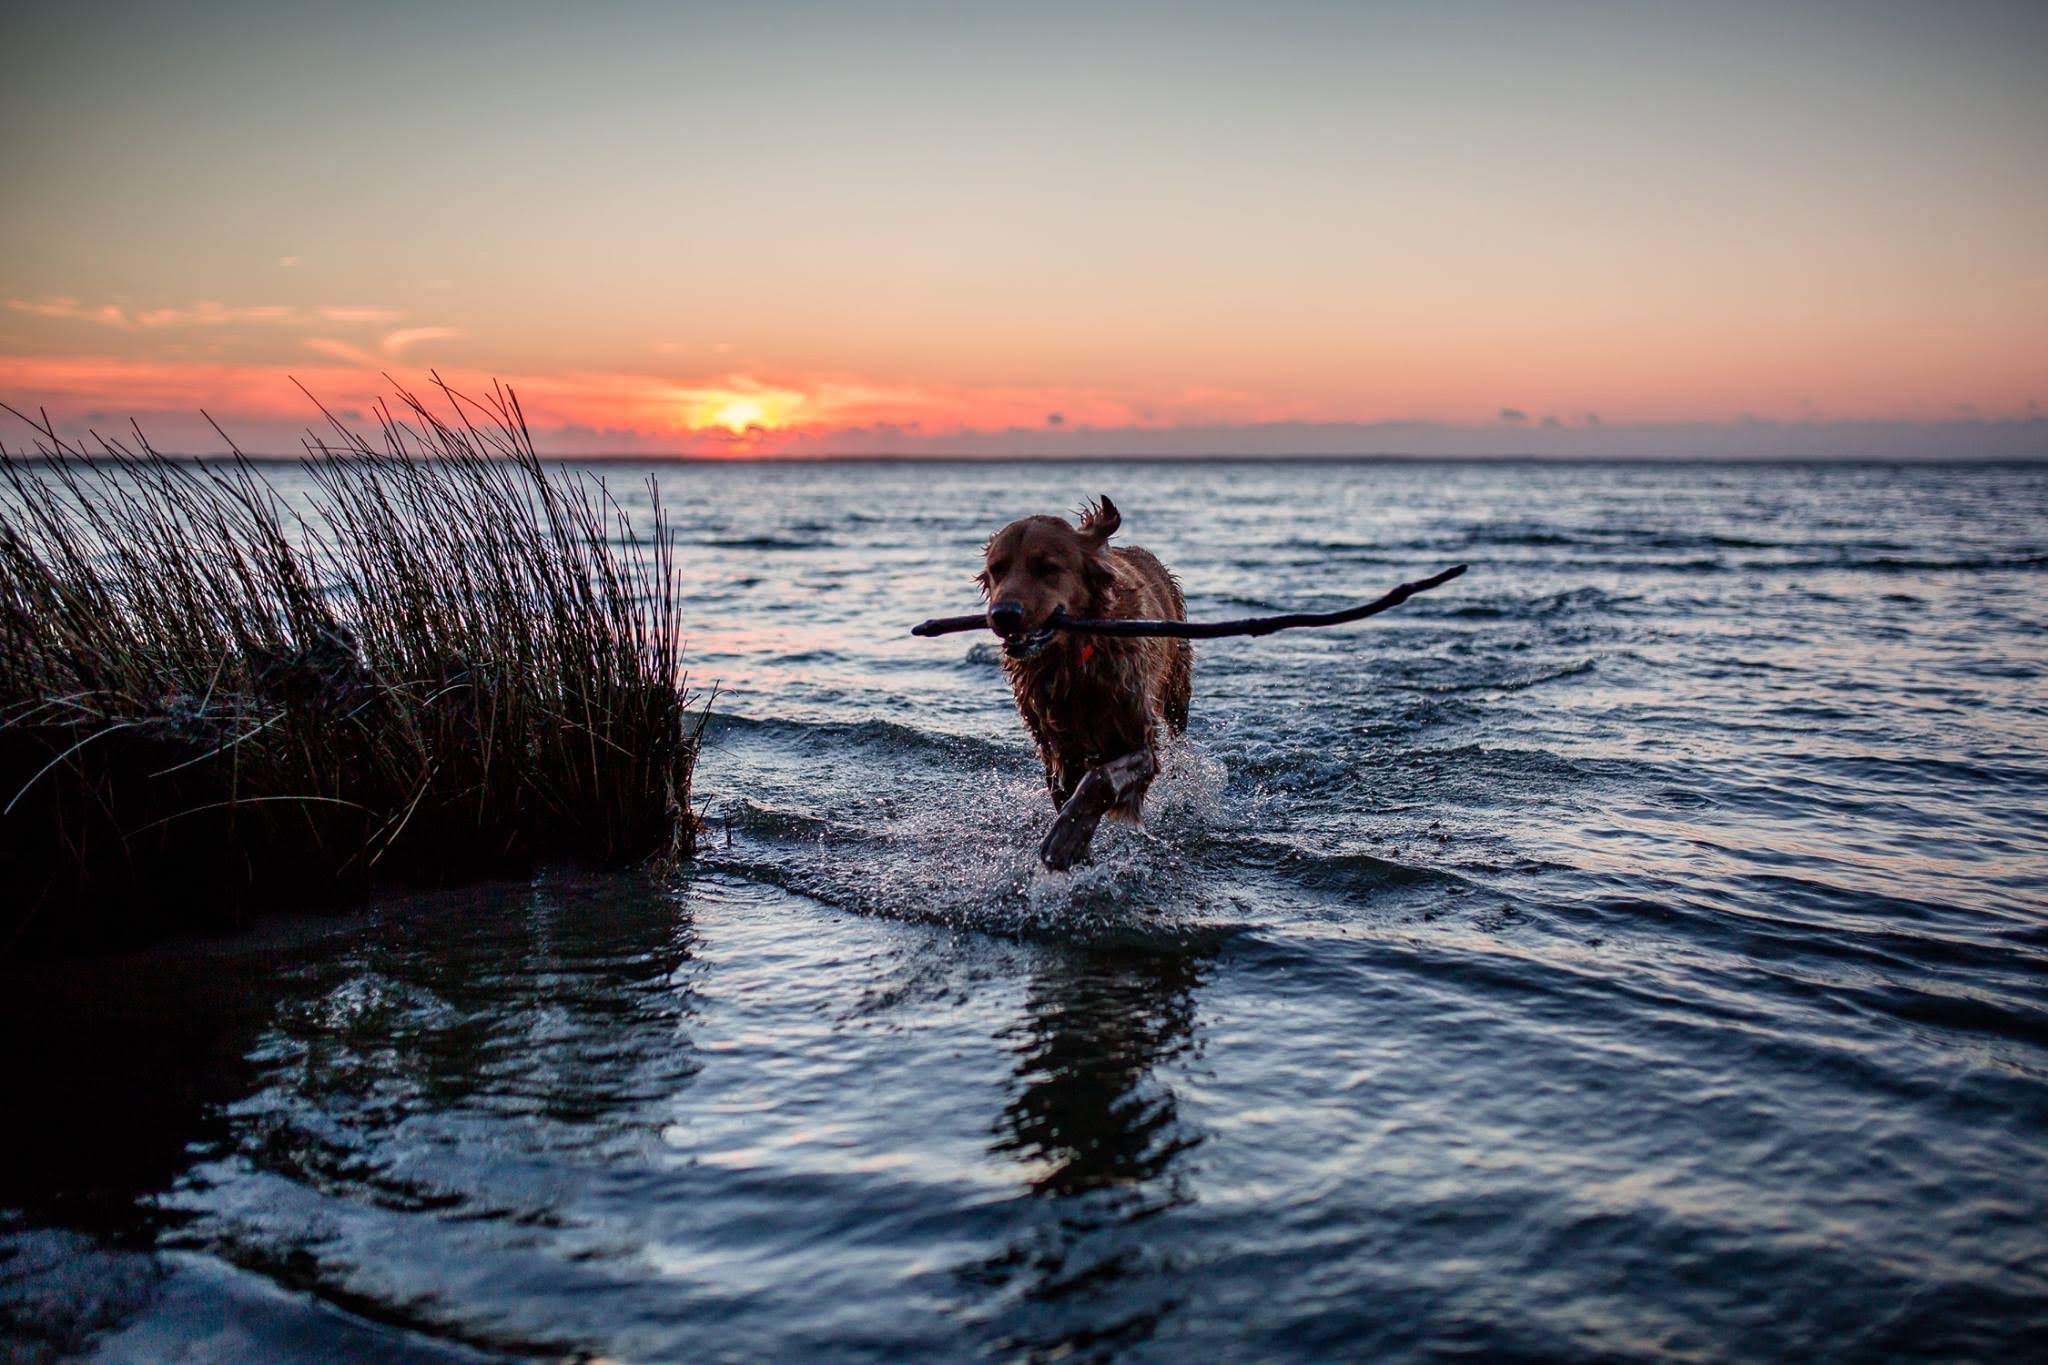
[1039,810,1099,871]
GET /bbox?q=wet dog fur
[977,496,1193,868]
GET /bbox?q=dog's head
[977,496,1121,659]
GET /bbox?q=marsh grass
[0,379,700,951]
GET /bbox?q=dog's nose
[988,602,1026,638]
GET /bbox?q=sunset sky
[3,1,2044,456]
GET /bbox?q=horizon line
[8,450,2046,466]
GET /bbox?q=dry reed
[0,378,700,951]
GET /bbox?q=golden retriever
[978,496,1193,869]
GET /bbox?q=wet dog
[978,496,1193,869]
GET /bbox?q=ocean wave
[704,815,1250,951]
[1441,586,1630,619]
[1385,658,1600,694]
[695,534,830,551]
[699,737,1258,946]
[701,711,1015,764]
[1231,836,1463,894]
[1370,548,2047,576]
[1753,552,2048,572]
[714,797,842,841]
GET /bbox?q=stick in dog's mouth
[1002,624,1060,659]
[914,566,1467,643]
[998,608,1066,659]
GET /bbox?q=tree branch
[911,564,1467,640]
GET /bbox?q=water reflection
[0,875,700,1360]
[995,947,1207,1197]
[167,875,699,1355]
[967,943,1211,1356]
[246,872,700,1149]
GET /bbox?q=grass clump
[0,380,700,952]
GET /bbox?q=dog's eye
[988,558,1010,577]
[1031,559,1059,578]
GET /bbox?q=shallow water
[5,459,2046,1361]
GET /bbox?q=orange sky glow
[2,4,2044,456]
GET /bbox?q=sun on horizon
[678,386,806,442]
[1,2,2042,458]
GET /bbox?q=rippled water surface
[5,459,2046,1361]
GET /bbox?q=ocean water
[4,458,2046,1361]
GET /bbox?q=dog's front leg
[1038,748,1156,871]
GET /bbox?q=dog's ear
[1076,497,1120,601]
[1077,495,1120,543]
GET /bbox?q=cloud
[1498,407,1528,423]
[1046,411,1065,427]
[303,337,381,367]
[10,297,299,329]
[9,297,130,327]
[135,302,296,328]
[318,305,406,324]
[381,326,459,357]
